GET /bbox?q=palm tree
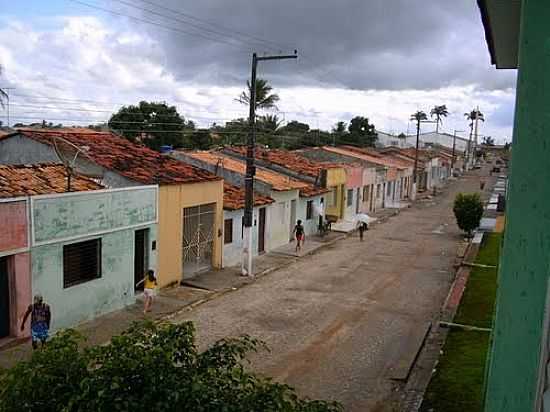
[257,114,281,133]
[410,111,428,186]
[464,109,485,166]
[430,105,449,133]
[236,78,280,111]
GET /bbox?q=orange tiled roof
[323,146,409,170]
[227,146,342,178]
[0,163,103,198]
[8,129,220,185]
[223,183,273,210]
[188,151,328,197]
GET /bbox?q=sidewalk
[0,286,211,369]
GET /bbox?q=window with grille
[347,189,353,207]
[224,219,233,244]
[306,201,313,220]
[63,238,101,288]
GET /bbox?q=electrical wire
[67,0,251,52]
[110,0,281,53]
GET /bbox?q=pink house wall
[344,165,363,188]
[0,201,28,252]
[10,253,31,338]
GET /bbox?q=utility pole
[413,118,421,200]
[452,130,465,176]
[473,106,481,167]
[242,51,297,277]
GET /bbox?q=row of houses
[0,128,460,341]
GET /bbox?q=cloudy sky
[0,0,517,142]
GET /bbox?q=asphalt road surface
[173,173,484,411]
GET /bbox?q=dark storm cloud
[121,1,514,90]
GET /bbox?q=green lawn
[420,233,502,412]
[421,330,490,412]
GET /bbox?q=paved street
[173,172,486,411]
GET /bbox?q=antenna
[52,135,104,191]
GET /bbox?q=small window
[377,184,381,198]
[362,186,370,202]
[224,219,233,244]
[63,238,101,288]
[306,200,313,220]
[387,183,392,196]
[347,189,353,207]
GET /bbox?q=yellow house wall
[325,168,347,219]
[157,180,224,287]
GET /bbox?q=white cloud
[0,15,515,143]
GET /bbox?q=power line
[110,0,281,53]
[68,0,251,52]
[137,0,293,52]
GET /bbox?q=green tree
[257,114,282,133]
[430,105,449,133]
[279,120,310,135]
[186,129,213,150]
[453,193,484,237]
[398,132,407,139]
[482,136,495,146]
[108,101,192,151]
[236,78,280,111]
[346,116,377,147]
[0,322,341,412]
[464,109,485,146]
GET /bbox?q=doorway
[0,257,10,338]
[356,187,360,214]
[289,200,297,241]
[134,229,149,292]
[183,203,216,275]
[258,207,266,253]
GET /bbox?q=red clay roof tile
[0,163,103,198]
[223,183,273,210]
[10,128,220,185]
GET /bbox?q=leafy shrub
[0,321,342,412]
[453,193,484,237]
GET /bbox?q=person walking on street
[21,294,51,350]
[358,221,368,241]
[136,269,158,314]
[293,219,305,252]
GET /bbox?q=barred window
[224,219,233,244]
[306,201,313,220]
[63,239,101,288]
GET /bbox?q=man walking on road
[358,221,368,241]
[21,294,51,350]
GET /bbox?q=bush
[0,321,342,412]
[453,193,484,237]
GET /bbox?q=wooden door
[0,257,10,338]
[134,229,148,292]
[258,208,266,253]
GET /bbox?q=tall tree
[257,114,282,133]
[482,136,495,146]
[236,78,280,111]
[464,109,485,162]
[347,116,377,147]
[430,104,449,133]
[108,101,192,151]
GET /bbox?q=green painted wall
[485,2,550,411]
[30,187,158,331]
[33,187,157,244]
